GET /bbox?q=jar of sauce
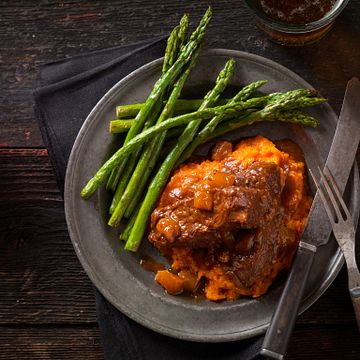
[244,0,350,45]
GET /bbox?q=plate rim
[64,48,359,342]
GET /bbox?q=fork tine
[317,166,344,221]
[309,169,336,225]
[324,166,352,220]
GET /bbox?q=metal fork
[310,165,360,329]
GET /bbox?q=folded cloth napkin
[34,37,264,360]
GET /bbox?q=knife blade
[261,77,360,360]
[301,77,360,248]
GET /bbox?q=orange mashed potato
[149,135,312,301]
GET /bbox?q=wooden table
[1,1,359,359]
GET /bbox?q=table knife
[261,77,360,360]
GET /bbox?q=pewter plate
[64,49,360,342]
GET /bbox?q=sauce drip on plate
[140,256,166,273]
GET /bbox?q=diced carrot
[155,270,185,295]
[194,190,213,210]
[156,218,180,241]
[208,171,235,187]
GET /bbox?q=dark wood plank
[0,0,252,148]
[0,200,97,324]
[0,324,358,360]
[0,326,103,360]
[0,149,97,323]
[0,148,61,202]
[287,325,360,360]
[298,268,357,325]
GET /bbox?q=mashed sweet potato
[148,135,312,300]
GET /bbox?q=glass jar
[244,0,350,46]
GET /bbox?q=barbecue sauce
[255,0,336,24]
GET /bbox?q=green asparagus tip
[229,58,236,66]
[206,6,213,22]
[178,13,190,46]
[201,6,212,25]
[220,58,235,79]
[180,13,190,28]
[312,97,327,105]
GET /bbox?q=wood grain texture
[0,326,103,360]
[0,149,96,323]
[287,325,360,360]
[0,325,358,360]
[0,149,61,202]
[0,201,97,324]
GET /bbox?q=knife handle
[260,243,316,360]
[350,287,360,332]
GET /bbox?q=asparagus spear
[273,109,320,127]
[164,126,184,140]
[107,17,182,191]
[116,98,228,118]
[177,90,325,164]
[108,13,190,215]
[202,104,322,145]
[177,13,190,49]
[123,125,182,218]
[178,80,267,164]
[109,120,132,133]
[125,59,235,249]
[109,119,185,140]
[107,113,233,197]
[107,96,163,192]
[107,17,187,193]
[109,147,143,214]
[281,95,326,109]
[106,8,210,191]
[108,48,202,226]
[81,89,317,198]
[123,7,211,142]
[120,204,141,241]
[162,23,181,74]
[110,92,323,134]
[163,14,189,73]
[81,100,251,198]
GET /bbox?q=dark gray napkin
[33,37,264,360]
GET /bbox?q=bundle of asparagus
[80,7,326,252]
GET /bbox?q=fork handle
[350,287,360,331]
[345,248,360,331]
[261,243,316,360]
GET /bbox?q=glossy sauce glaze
[148,135,312,301]
[254,0,336,24]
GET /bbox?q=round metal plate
[64,49,359,342]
